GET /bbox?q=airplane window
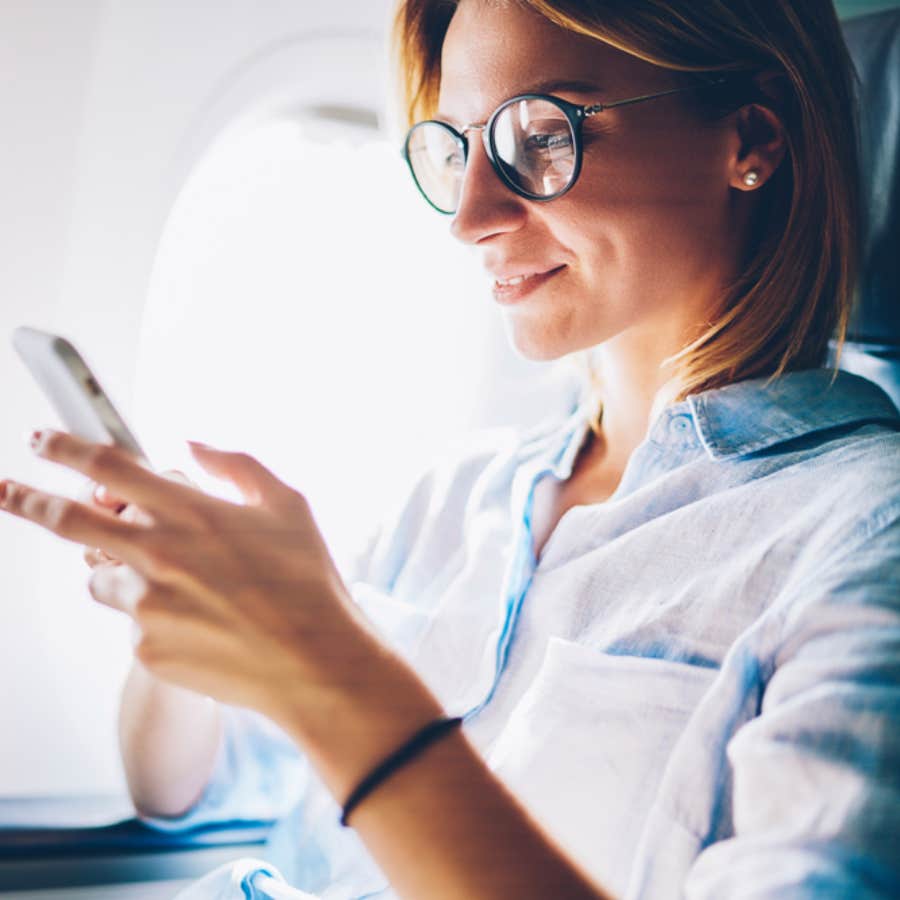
[0,107,574,813]
[135,113,575,587]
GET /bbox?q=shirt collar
[531,367,899,474]
[684,367,900,460]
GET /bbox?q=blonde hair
[392,0,862,433]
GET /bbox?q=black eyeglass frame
[403,76,731,214]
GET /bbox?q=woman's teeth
[496,274,534,287]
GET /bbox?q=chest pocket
[484,637,718,897]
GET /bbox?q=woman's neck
[588,337,685,470]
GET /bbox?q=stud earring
[743,170,760,187]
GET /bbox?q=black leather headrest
[841,7,900,348]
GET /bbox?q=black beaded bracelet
[340,715,464,828]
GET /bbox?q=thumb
[161,469,191,486]
[187,441,284,506]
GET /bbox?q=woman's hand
[0,429,376,729]
[79,470,192,569]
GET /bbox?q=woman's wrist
[271,623,446,805]
[340,714,464,827]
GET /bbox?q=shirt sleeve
[342,426,524,657]
[683,511,900,898]
[135,702,311,832]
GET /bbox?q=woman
[3,0,899,897]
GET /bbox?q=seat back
[836,7,900,408]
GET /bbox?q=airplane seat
[835,7,900,409]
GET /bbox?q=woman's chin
[507,336,588,363]
[503,319,604,363]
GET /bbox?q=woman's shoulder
[688,367,899,460]
[418,395,587,501]
[345,402,580,588]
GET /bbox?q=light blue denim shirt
[140,367,900,900]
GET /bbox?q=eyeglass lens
[406,97,578,213]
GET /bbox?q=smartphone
[12,326,152,467]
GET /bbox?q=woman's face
[438,0,750,362]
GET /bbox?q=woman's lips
[492,265,566,304]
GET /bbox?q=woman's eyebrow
[520,78,604,96]
[435,79,604,124]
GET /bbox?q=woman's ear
[727,75,789,192]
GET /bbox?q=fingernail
[0,482,7,504]
[29,429,50,453]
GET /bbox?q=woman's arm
[273,631,613,900]
[119,657,223,818]
[0,432,611,899]
[680,513,900,898]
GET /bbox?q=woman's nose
[449,133,528,245]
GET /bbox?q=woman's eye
[523,132,573,153]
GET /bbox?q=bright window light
[135,116,525,575]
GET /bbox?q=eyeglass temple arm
[584,77,729,116]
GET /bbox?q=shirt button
[669,413,693,436]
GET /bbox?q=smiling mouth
[492,265,567,302]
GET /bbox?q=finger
[120,502,153,528]
[76,479,98,506]
[30,431,202,525]
[81,473,191,567]
[79,483,126,567]
[84,546,118,568]
[94,483,128,511]
[86,471,192,520]
[88,564,149,616]
[91,566,194,620]
[82,471,190,512]
[76,480,124,514]
[95,471,189,514]
[162,470,192,487]
[188,442,294,508]
[0,480,151,572]
[131,618,258,705]
[92,570,222,646]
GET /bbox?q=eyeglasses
[403,77,730,215]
